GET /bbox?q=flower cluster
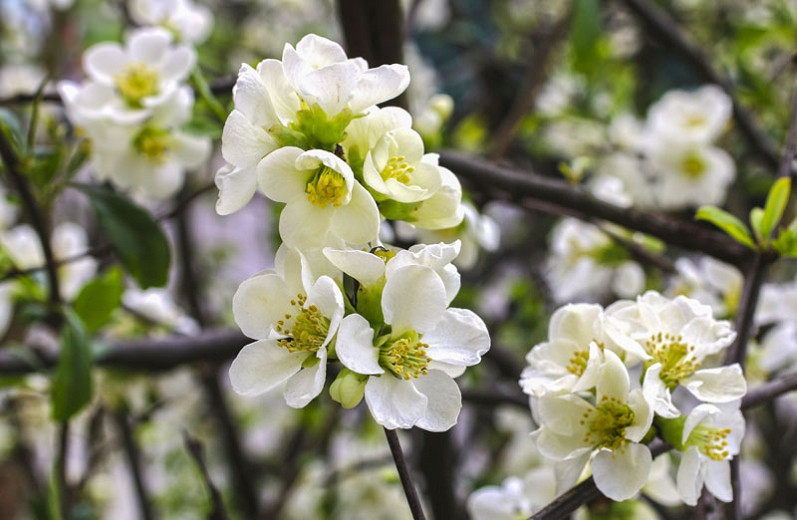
[594,85,735,210]
[59,26,211,200]
[223,34,490,431]
[521,291,747,504]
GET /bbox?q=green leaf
[760,177,791,241]
[750,207,764,244]
[570,0,602,74]
[51,311,93,422]
[73,184,171,288]
[695,206,757,249]
[73,266,124,333]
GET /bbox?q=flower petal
[229,339,303,395]
[328,182,381,245]
[323,247,386,287]
[423,308,489,367]
[592,443,652,501]
[232,272,289,339]
[214,164,257,216]
[382,264,447,334]
[337,314,383,375]
[365,375,427,429]
[414,370,461,432]
[221,110,276,168]
[682,364,747,403]
[257,146,307,203]
[284,348,327,408]
[350,64,410,113]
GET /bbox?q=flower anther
[114,62,159,106]
[644,332,700,388]
[306,165,348,208]
[378,330,431,380]
[686,423,732,461]
[581,396,636,452]
[133,126,172,163]
[381,155,414,184]
[275,293,331,353]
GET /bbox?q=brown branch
[385,428,427,520]
[618,0,780,171]
[439,150,753,266]
[183,432,231,520]
[113,408,156,520]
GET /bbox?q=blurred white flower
[467,468,557,520]
[645,85,732,145]
[129,0,213,43]
[667,257,742,318]
[122,287,199,335]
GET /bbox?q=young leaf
[73,184,171,288]
[695,206,757,249]
[750,207,764,244]
[760,177,791,241]
[51,311,93,422]
[73,266,124,333]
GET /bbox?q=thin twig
[384,428,427,520]
[55,421,70,517]
[0,120,62,306]
[113,408,156,520]
[618,0,780,171]
[183,432,231,520]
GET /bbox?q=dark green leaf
[73,266,124,333]
[51,311,93,422]
[570,0,601,74]
[73,184,171,288]
[695,206,756,249]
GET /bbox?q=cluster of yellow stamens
[679,150,707,179]
[380,156,414,184]
[306,166,348,208]
[644,331,700,388]
[133,126,172,164]
[275,293,330,353]
[580,396,635,452]
[114,62,159,107]
[566,342,603,376]
[687,424,733,461]
[379,332,431,380]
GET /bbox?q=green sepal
[356,282,385,328]
[290,103,358,152]
[655,415,687,451]
[379,199,422,221]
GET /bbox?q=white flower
[403,165,464,230]
[334,262,489,431]
[605,291,744,417]
[79,27,196,119]
[644,143,735,210]
[533,350,654,501]
[667,257,742,318]
[282,34,410,117]
[675,403,745,506]
[645,85,732,145]
[520,303,614,397]
[228,248,344,408]
[467,468,557,520]
[257,146,380,249]
[362,128,442,203]
[1,222,97,300]
[215,59,300,215]
[88,88,211,199]
[129,0,213,44]
[756,281,797,325]
[122,287,199,335]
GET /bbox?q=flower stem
[384,428,427,520]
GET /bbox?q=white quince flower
[81,27,196,117]
[1,222,97,300]
[667,257,742,318]
[334,263,489,431]
[282,34,410,117]
[215,59,300,215]
[644,143,735,210]
[362,128,442,203]
[129,0,214,44]
[646,85,732,145]
[122,287,199,335]
[89,88,211,199]
[756,281,797,325]
[228,248,344,408]
[675,403,745,506]
[257,146,380,249]
[467,467,557,520]
[533,350,654,501]
[605,291,743,417]
[403,165,464,229]
[521,303,618,398]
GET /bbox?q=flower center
[644,332,700,388]
[381,156,414,184]
[306,166,348,208]
[684,114,706,129]
[687,424,732,461]
[275,293,330,353]
[132,126,172,163]
[114,62,159,107]
[566,342,603,376]
[680,151,707,179]
[580,396,635,451]
[379,331,431,380]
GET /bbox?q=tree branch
[384,428,427,520]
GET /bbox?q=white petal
[592,444,652,501]
[279,196,332,249]
[350,64,410,113]
[382,265,447,334]
[257,146,307,203]
[233,62,280,126]
[676,447,705,506]
[329,182,380,245]
[704,459,732,502]
[221,110,276,168]
[305,275,344,345]
[423,308,489,367]
[171,132,211,169]
[295,34,348,65]
[229,339,303,395]
[284,348,327,408]
[595,350,630,402]
[128,27,172,63]
[414,370,461,432]
[336,314,383,375]
[365,375,427,429]
[535,428,592,460]
[682,365,747,403]
[323,247,386,287]
[232,272,289,339]
[83,43,127,83]
[214,165,257,215]
[642,363,680,418]
[299,61,360,116]
[157,45,196,84]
